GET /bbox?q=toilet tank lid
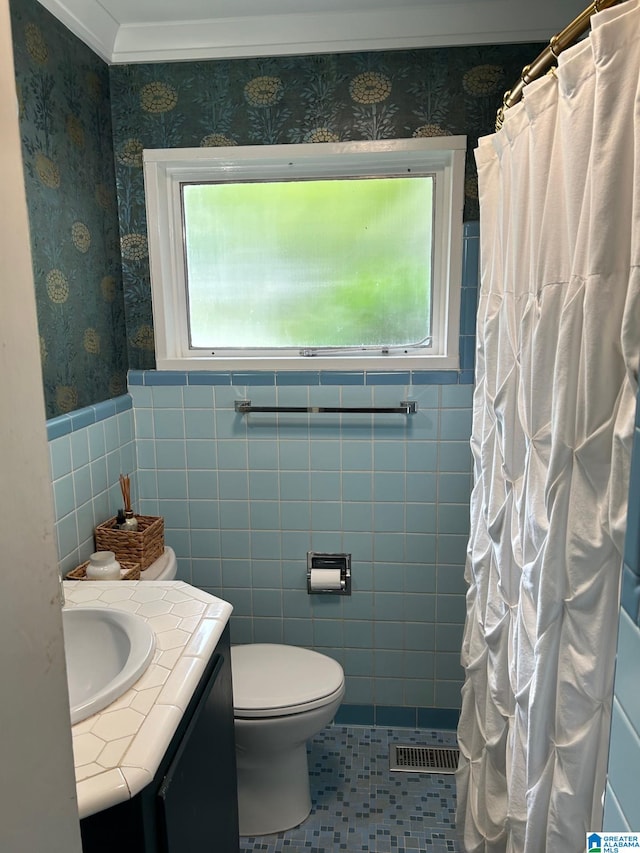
[231,643,344,713]
[141,546,176,580]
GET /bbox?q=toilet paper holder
[307,552,351,595]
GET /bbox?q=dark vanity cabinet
[80,624,239,853]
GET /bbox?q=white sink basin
[63,607,156,725]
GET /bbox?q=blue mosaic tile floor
[239,726,461,853]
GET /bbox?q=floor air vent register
[389,745,460,774]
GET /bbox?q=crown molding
[37,0,118,62]
[36,0,584,64]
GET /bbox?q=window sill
[156,354,460,372]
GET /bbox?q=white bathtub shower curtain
[456,3,640,852]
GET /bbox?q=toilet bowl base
[236,741,311,836]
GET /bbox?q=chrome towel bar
[234,400,418,415]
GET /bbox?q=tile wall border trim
[46,394,133,441]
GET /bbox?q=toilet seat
[231,643,345,719]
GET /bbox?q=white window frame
[143,137,466,372]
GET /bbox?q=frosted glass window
[182,177,433,351]
[143,138,466,371]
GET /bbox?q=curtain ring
[521,64,532,84]
[549,35,561,59]
[594,0,603,11]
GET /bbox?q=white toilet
[231,643,345,836]
[140,555,345,835]
[140,546,178,580]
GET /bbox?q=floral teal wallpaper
[109,46,542,370]
[10,0,127,418]
[10,0,543,394]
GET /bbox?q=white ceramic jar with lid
[86,550,121,580]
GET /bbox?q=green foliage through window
[182,176,433,351]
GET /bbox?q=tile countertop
[63,580,233,820]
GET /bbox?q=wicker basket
[65,559,141,581]
[94,515,164,570]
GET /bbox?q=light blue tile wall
[605,398,640,830]
[129,374,472,722]
[47,377,471,726]
[605,612,640,830]
[47,396,136,575]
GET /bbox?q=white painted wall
[0,0,82,848]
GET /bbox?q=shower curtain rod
[496,0,622,129]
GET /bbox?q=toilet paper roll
[309,568,343,591]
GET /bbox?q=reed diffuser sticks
[119,473,132,513]
[117,474,138,530]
